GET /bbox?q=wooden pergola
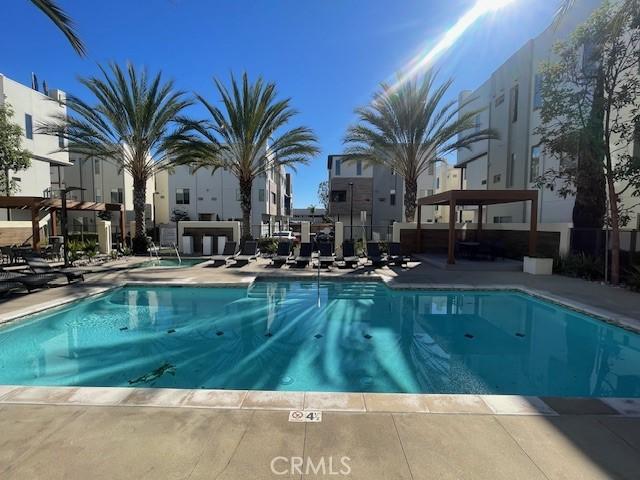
[0,196,125,251]
[416,190,539,264]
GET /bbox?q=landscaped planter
[523,256,553,275]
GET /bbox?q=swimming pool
[0,281,638,397]
[135,258,206,268]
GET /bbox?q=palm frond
[30,0,86,56]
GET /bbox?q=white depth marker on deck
[288,410,322,422]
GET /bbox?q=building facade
[327,154,405,240]
[0,73,71,221]
[155,162,292,239]
[456,0,639,226]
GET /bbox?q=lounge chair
[340,241,359,269]
[366,242,387,267]
[318,242,335,268]
[272,241,293,267]
[387,242,407,267]
[234,241,259,265]
[0,269,59,292]
[211,241,238,266]
[25,257,85,283]
[295,243,313,268]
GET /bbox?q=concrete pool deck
[0,256,639,478]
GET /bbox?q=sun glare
[389,0,516,92]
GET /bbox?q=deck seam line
[390,413,416,480]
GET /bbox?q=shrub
[554,253,604,281]
[258,238,278,255]
[67,240,84,265]
[132,235,149,254]
[84,241,98,261]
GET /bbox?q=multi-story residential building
[327,154,404,239]
[62,154,155,237]
[0,73,71,221]
[292,208,326,224]
[155,161,292,238]
[432,161,473,224]
[456,0,639,226]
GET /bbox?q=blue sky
[2,0,559,207]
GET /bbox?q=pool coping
[0,385,638,417]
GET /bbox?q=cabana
[416,190,539,264]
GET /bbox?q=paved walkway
[1,403,639,479]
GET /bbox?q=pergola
[0,196,125,251]
[416,189,539,264]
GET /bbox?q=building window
[474,114,482,132]
[507,153,516,187]
[58,132,65,149]
[95,188,102,203]
[198,213,212,221]
[390,192,396,206]
[428,164,434,176]
[335,159,341,176]
[271,192,276,204]
[111,188,123,204]
[330,190,346,202]
[493,216,513,224]
[176,188,190,205]
[94,159,100,175]
[481,179,487,185]
[236,189,241,201]
[493,173,501,184]
[356,160,362,176]
[25,114,33,139]
[530,146,541,182]
[436,178,440,189]
[510,85,519,123]
[494,94,505,107]
[533,74,543,110]
[258,189,265,201]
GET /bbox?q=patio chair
[234,240,259,265]
[295,242,313,268]
[318,242,335,268]
[25,257,85,283]
[366,242,387,267]
[211,241,238,267]
[272,241,293,267]
[387,242,408,267]
[340,241,359,269]
[0,246,13,265]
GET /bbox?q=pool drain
[464,333,474,339]
[314,334,323,339]
[280,376,294,385]
[216,331,224,336]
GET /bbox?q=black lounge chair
[211,241,238,266]
[387,242,407,267]
[318,242,335,268]
[25,257,85,283]
[295,243,313,268]
[340,241,359,268]
[366,242,387,267]
[234,241,259,265]
[0,269,59,292]
[272,241,293,267]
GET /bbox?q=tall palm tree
[30,0,85,56]
[174,73,319,238]
[42,62,192,252]
[344,72,497,222]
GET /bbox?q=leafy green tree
[343,72,497,222]
[536,0,640,284]
[174,73,319,238]
[0,103,31,219]
[30,0,85,55]
[317,180,329,214]
[41,62,192,253]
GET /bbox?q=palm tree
[42,62,192,252]
[174,73,319,238]
[30,0,85,56]
[344,72,497,222]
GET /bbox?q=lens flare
[389,0,516,92]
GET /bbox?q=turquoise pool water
[0,281,638,397]
[136,258,205,268]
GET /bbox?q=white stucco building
[0,73,71,220]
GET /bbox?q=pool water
[136,258,205,268]
[0,281,638,397]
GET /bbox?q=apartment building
[155,161,292,239]
[327,154,405,239]
[62,154,155,237]
[432,161,474,224]
[0,73,71,220]
[456,0,639,226]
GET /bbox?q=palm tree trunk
[132,177,147,253]
[239,176,253,239]
[404,177,417,223]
